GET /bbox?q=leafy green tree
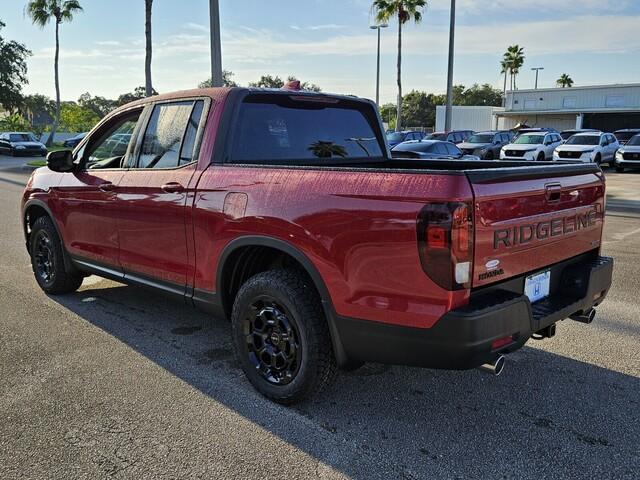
[249,75,285,89]
[0,113,31,132]
[59,102,100,132]
[199,70,238,88]
[371,0,427,131]
[380,103,397,129]
[78,92,115,117]
[402,90,444,127]
[556,74,574,88]
[26,0,84,145]
[456,84,503,106]
[115,86,157,107]
[0,20,31,112]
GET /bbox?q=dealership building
[436,83,640,133]
[497,83,640,132]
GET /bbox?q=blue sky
[3,0,640,104]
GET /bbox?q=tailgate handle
[545,184,562,202]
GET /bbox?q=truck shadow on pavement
[52,280,640,480]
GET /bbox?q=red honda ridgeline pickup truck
[22,86,613,404]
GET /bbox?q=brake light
[417,202,474,290]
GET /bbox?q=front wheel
[594,154,602,165]
[231,269,336,404]
[29,216,83,294]
[537,152,545,162]
[484,150,494,160]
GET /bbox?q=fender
[215,235,350,367]
[22,198,79,275]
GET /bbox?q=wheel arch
[22,199,77,273]
[216,235,350,366]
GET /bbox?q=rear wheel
[231,269,336,404]
[29,216,83,294]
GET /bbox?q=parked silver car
[614,134,640,172]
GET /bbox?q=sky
[2,0,640,104]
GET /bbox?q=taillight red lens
[417,202,474,290]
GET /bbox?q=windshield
[626,135,640,146]
[426,133,447,140]
[565,135,600,146]
[616,131,639,142]
[467,134,494,144]
[9,133,37,142]
[392,142,433,153]
[514,134,544,145]
[386,132,405,142]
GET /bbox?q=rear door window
[230,95,384,164]
[444,143,461,156]
[138,101,196,169]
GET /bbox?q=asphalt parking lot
[1,155,639,479]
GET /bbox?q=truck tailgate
[467,164,605,288]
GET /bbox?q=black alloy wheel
[244,296,302,386]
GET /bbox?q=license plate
[525,270,551,303]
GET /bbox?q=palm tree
[372,0,427,132]
[26,0,83,146]
[502,45,525,91]
[557,74,574,88]
[144,0,153,97]
[500,59,508,106]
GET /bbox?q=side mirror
[46,149,75,173]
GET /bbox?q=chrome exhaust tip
[478,355,505,376]
[570,308,596,324]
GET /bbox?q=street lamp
[531,67,544,90]
[370,23,388,107]
[210,0,223,87]
[444,0,456,132]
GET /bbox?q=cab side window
[138,101,196,169]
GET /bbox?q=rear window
[615,131,640,142]
[230,95,383,164]
[392,142,433,153]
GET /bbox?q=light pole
[444,0,456,132]
[370,24,388,107]
[532,67,544,90]
[209,0,223,87]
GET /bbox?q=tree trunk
[502,70,507,107]
[395,20,402,132]
[48,20,61,148]
[145,0,153,97]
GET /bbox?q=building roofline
[497,107,640,116]
[506,82,640,94]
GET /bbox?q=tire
[484,150,494,160]
[29,216,83,294]
[594,154,602,165]
[536,152,545,162]
[231,269,337,404]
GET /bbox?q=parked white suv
[553,132,619,165]
[501,131,563,161]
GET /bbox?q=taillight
[417,202,474,290]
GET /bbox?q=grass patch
[27,160,47,167]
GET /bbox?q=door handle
[98,182,115,192]
[545,183,562,202]
[161,182,185,193]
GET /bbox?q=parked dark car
[386,130,425,148]
[391,139,480,160]
[458,131,511,159]
[0,132,47,157]
[424,130,474,144]
[559,129,598,141]
[614,129,640,146]
[63,132,87,148]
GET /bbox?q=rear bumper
[335,255,613,370]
